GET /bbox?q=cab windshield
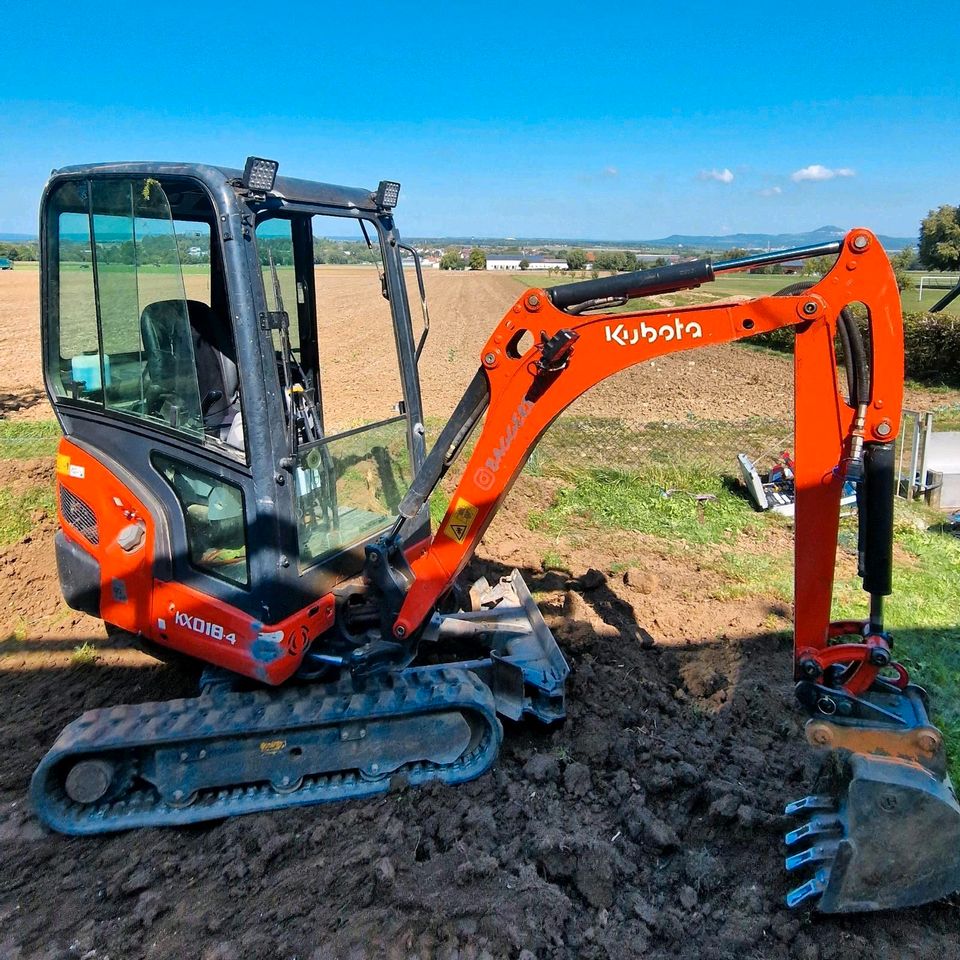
[256,214,412,568]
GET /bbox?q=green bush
[902,311,960,386]
[750,311,960,387]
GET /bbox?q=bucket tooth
[784,813,842,846]
[785,794,836,816]
[785,840,840,871]
[786,868,830,908]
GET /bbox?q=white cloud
[791,164,856,182]
[759,186,782,197]
[602,166,619,177]
[698,168,734,184]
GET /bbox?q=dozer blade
[785,752,960,912]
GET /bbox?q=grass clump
[0,485,56,546]
[529,465,759,546]
[541,549,566,570]
[71,642,100,666]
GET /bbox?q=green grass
[529,465,762,546]
[0,420,61,459]
[57,262,211,275]
[428,490,449,526]
[916,402,960,430]
[902,272,960,314]
[710,274,809,297]
[541,549,566,570]
[0,485,56,546]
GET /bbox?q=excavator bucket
[785,750,960,912]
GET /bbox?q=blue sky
[2,0,958,240]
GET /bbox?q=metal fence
[895,410,936,501]
[0,415,933,501]
[0,416,797,485]
[531,414,793,476]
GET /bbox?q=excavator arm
[374,229,960,913]
[392,229,901,650]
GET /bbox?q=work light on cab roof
[241,156,278,193]
[375,180,401,209]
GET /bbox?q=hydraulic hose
[774,280,869,408]
[548,259,714,311]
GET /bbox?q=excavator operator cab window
[256,214,412,569]
[43,176,244,456]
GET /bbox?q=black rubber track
[31,666,502,835]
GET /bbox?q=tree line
[0,242,38,261]
[54,236,383,267]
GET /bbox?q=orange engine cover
[55,438,334,684]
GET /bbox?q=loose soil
[0,269,958,959]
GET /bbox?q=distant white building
[402,256,440,269]
[485,254,568,271]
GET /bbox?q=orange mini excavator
[32,158,960,913]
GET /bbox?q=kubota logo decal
[605,318,703,347]
[473,398,534,491]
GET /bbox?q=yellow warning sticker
[259,739,286,755]
[443,497,479,544]
[56,453,70,476]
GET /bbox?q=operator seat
[139,299,244,450]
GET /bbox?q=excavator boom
[392,232,900,641]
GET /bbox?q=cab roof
[48,161,380,213]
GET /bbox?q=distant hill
[2,225,915,251]
[644,225,914,252]
[408,225,914,252]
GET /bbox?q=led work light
[375,180,401,209]
[242,156,279,193]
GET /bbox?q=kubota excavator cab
[41,159,432,683]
